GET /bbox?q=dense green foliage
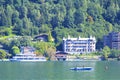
[0,49,7,59]
[33,41,56,59]
[0,36,32,57]
[0,35,56,58]
[0,0,120,50]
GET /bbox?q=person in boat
[83,65,84,68]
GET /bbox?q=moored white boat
[10,46,47,62]
[10,53,46,62]
[0,59,10,62]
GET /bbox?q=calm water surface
[0,61,120,80]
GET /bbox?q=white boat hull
[10,59,46,62]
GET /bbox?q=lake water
[0,61,120,80]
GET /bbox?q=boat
[70,67,93,71]
[0,59,10,62]
[10,53,46,62]
[10,46,47,62]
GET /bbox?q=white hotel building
[63,35,96,54]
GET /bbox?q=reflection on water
[0,61,120,80]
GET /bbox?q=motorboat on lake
[70,67,93,71]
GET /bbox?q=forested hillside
[0,0,120,49]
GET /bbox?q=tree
[46,47,56,60]
[29,9,41,26]
[10,39,20,47]
[39,24,51,33]
[22,17,33,35]
[5,5,13,26]
[50,16,59,28]
[6,0,13,4]
[110,49,120,58]
[0,9,8,26]
[62,8,76,28]
[19,6,28,18]
[14,0,22,7]
[11,46,20,55]
[19,37,32,46]
[12,10,19,25]
[48,31,54,42]
[102,46,110,59]
[74,10,85,24]
[103,5,117,23]
[33,41,56,56]
[4,28,12,36]
[33,41,48,55]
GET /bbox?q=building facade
[20,46,35,54]
[103,32,120,50]
[63,35,96,54]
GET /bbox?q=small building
[34,34,48,42]
[63,35,96,54]
[20,46,35,54]
[103,32,120,50]
[55,51,68,61]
